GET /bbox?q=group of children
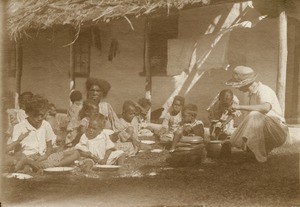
[4,87,240,173]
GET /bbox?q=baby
[75,114,125,166]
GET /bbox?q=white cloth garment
[11,119,56,156]
[230,82,289,162]
[75,132,124,165]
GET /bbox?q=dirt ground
[1,141,300,207]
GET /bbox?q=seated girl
[169,104,204,152]
[159,96,185,143]
[75,114,125,166]
[207,89,241,140]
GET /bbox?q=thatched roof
[8,0,213,41]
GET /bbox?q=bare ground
[1,142,299,207]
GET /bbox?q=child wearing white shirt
[6,95,80,172]
[75,114,124,166]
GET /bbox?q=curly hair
[25,95,49,116]
[137,98,151,109]
[173,95,185,106]
[183,104,198,116]
[79,99,99,119]
[85,78,111,97]
[70,90,83,103]
[122,100,136,113]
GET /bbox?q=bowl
[141,140,155,145]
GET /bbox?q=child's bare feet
[79,159,94,173]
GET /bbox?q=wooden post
[0,0,8,184]
[15,40,23,108]
[277,10,288,116]
[69,29,76,105]
[144,18,152,121]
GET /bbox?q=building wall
[15,2,279,125]
[21,27,70,108]
[76,18,146,114]
[152,3,279,123]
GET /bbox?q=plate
[4,173,33,180]
[141,140,155,145]
[44,167,74,173]
[93,165,121,171]
[151,149,163,153]
[180,136,204,144]
[175,147,194,151]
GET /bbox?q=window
[143,15,178,76]
[74,30,91,78]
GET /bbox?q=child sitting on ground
[136,98,151,124]
[75,114,125,167]
[20,132,80,172]
[45,103,61,135]
[169,104,204,152]
[5,95,56,172]
[68,100,99,147]
[112,100,151,156]
[207,89,240,140]
[159,96,185,143]
[65,90,83,144]
[134,98,155,137]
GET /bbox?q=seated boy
[75,114,125,166]
[21,132,80,171]
[112,100,151,156]
[207,89,240,140]
[6,95,55,171]
[7,95,74,170]
[169,104,204,152]
[159,96,185,142]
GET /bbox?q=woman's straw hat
[225,66,257,88]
